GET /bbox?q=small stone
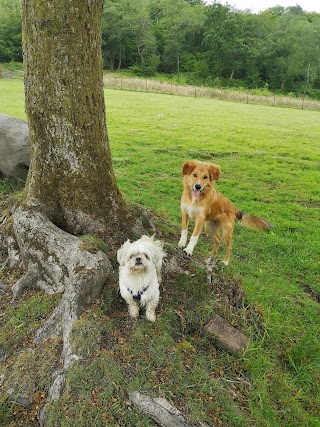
[205,314,249,354]
[0,281,10,293]
[7,388,33,408]
[0,346,7,362]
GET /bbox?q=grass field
[0,79,319,426]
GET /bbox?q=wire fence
[104,75,320,111]
[1,69,319,111]
[0,69,24,80]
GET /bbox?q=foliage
[2,1,320,96]
[0,60,22,71]
[129,54,160,77]
[0,0,22,62]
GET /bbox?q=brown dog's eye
[193,173,197,178]
[203,175,208,180]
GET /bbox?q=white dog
[117,235,165,322]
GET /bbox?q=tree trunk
[21,0,128,236]
[118,43,122,70]
[0,2,133,423]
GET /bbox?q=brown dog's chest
[181,189,236,222]
[181,200,206,220]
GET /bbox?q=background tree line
[1,0,320,98]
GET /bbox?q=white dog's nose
[135,257,142,264]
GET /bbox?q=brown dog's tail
[236,210,272,231]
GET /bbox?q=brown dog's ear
[208,163,221,181]
[182,160,197,176]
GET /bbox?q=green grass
[0,79,319,426]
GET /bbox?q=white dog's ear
[117,240,131,266]
[149,245,166,266]
[140,235,163,247]
[139,235,165,264]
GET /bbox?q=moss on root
[79,235,109,254]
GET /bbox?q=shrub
[1,61,23,71]
[129,55,160,77]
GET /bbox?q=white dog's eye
[145,254,150,260]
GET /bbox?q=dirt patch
[303,285,320,303]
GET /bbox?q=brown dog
[178,160,272,265]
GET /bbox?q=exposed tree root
[1,202,204,426]
[129,391,205,427]
[4,203,112,425]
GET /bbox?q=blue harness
[127,285,149,301]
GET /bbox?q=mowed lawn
[0,79,319,426]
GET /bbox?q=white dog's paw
[221,260,229,266]
[128,303,139,319]
[146,310,156,322]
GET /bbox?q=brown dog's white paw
[178,230,188,247]
[183,247,193,257]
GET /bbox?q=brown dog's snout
[195,184,202,191]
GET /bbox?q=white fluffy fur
[117,235,165,322]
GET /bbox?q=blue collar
[127,285,149,301]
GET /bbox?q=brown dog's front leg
[178,209,189,248]
[183,217,205,256]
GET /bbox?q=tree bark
[21,0,128,236]
[1,2,133,424]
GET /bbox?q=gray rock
[0,345,7,362]
[7,388,33,408]
[205,314,249,355]
[0,114,30,179]
[0,280,10,293]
